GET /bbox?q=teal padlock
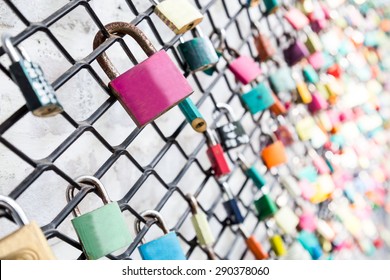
[269,67,296,93]
[246,0,260,7]
[178,27,219,72]
[241,82,275,114]
[135,210,186,260]
[264,0,279,14]
[254,194,278,221]
[178,97,207,133]
[297,230,323,260]
[237,154,266,189]
[302,65,319,84]
[67,176,132,260]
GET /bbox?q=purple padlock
[93,22,193,128]
[308,92,328,113]
[227,49,262,85]
[283,40,309,66]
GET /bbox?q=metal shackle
[237,153,250,171]
[134,210,170,244]
[93,22,157,80]
[210,28,226,53]
[0,195,29,226]
[1,34,22,63]
[185,194,200,215]
[204,129,218,146]
[215,103,237,123]
[66,175,112,218]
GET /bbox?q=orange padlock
[261,135,288,169]
[239,226,269,260]
[270,93,287,116]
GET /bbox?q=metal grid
[0,0,387,260]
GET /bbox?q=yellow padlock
[0,195,56,260]
[296,82,313,104]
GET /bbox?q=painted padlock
[307,51,326,70]
[292,71,312,104]
[264,0,280,14]
[254,194,278,221]
[269,234,287,257]
[0,195,56,260]
[268,67,296,93]
[302,65,319,84]
[299,211,318,232]
[284,7,309,30]
[149,0,203,34]
[205,129,231,177]
[241,82,275,115]
[308,149,330,175]
[270,93,287,116]
[272,116,294,146]
[283,39,309,66]
[186,194,216,260]
[237,154,267,190]
[221,182,244,225]
[225,48,262,85]
[238,225,269,260]
[93,22,193,128]
[309,4,327,33]
[305,32,322,54]
[178,27,219,72]
[215,103,249,150]
[2,34,63,117]
[178,97,207,132]
[252,23,275,62]
[260,134,288,169]
[308,91,328,114]
[298,230,323,260]
[274,206,299,235]
[66,176,132,260]
[135,210,186,260]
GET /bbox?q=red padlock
[327,64,342,79]
[205,130,231,177]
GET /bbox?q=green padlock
[186,194,217,259]
[67,176,132,260]
[178,97,207,133]
[237,154,266,189]
[305,32,322,54]
[178,27,219,73]
[241,82,275,115]
[254,194,278,221]
[302,65,319,84]
[264,0,279,14]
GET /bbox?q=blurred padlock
[274,206,299,235]
[260,134,288,169]
[238,225,269,260]
[221,182,244,225]
[204,129,231,178]
[241,82,275,114]
[252,23,275,62]
[237,154,267,189]
[254,194,278,221]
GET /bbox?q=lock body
[154,0,203,34]
[246,166,266,189]
[228,55,262,85]
[191,212,215,246]
[178,38,219,72]
[307,52,326,70]
[178,98,207,132]
[246,236,269,260]
[305,33,323,54]
[254,34,275,62]
[109,50,193,127]
[308,92,328,113]
[274,125,294,146]
[297,82,313,104]
[241,83,275,114]
[216,121,249,150]
[10,60,63,117]
[261,140,288,169]
[264,0,279,14]
[270,94,287,116]
[138,232,186,260]
[299,212,318,232]
[246,0,261,7]
[269,68,296,93]
[72,202,132,260]
[206,144,231,177]
[283,41,309,66]
[274,207,299,234]
[223,199,244,225]
[298,230,323,260]
[0,222,55,260]
[254,194,278,221]
[302,65,319,84]
[269,235,287,256]
[284,8,309,30]
[295,116,316,141]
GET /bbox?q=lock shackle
[185,194,200,215]
[250,22,262,37]
[204,129,218,146]
[0,195,29,226]
[149,0,159,5]
[191,26,205,38]
[238,224,249,239]
[260,132,277,145]
[237,153,250,171]
[215,103,237,122]
[221,182,234,200]
[1,34,22,63]
[134,210,170,244]
[66,175,112,218]
[210,28,226,52]
[93,22,157,80]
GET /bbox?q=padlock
[2,34,63,117]
[280,175,302,198]
[149,0,203,34]
[246,0,261,7]
[326,64,342,79]
[237,154,266,189]
[305,32,323,54]
[308,149,330,175]
[297,0,314,14]
[316,219,335,241]
[260,134,288,169]
[308,91,328,113]
[178,97,207,132]
[135,210,186,260]
[252,23,275,62]
[214,103,249,150]
[299,211,317,232]
[93,22,193,128]
[241,82,275,114]
[254,194,278,221]
[66,176,132,260]
[177,27,219,72]
[269,234,287,257]
[238,225,269,260]
[309,4,327,33]
[272,116,294,146]
[268,67,296,93]
[284,240,311,260]
[284,7,309,30]
[274,207,299,235]
[283,40,309,66]
[264,0,280,14]
[302,65,319,84]
[221,182,244,225]
[270,93,287,116]
[310,175,335,204]
[0,195,55,260]
[297,230,323,260]
[292,71,313,104]
[294,115,316,141]
[307,51,326,70]
[204,130,231,177]
[224,48,262,85]
[186,194,217,260]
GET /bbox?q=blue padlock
[221,182,244,225]
[135,210,186,260]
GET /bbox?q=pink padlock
[299,212,317,232]
[308,92,328,113]
[284,8,310,30]
[309,5,327,33]
[307,51,325,70]
[93,22,193,128]
[300,179,316,200]
[226,49,262,85]
[309,149,330,175]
